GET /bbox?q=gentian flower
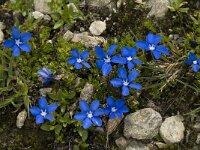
[136,32,169,59]
[30,97,58,124]
[74,100,104,129]
[185,52,200,72]
[68,49,91,69]
[37,68,55,85]
[95,44,125,76]
[104,96,129,119]
[110,67,142,96]
[121,46,142,70]
[4,26,32,57]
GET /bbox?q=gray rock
[80,83,94,102]
[63,30,74,41]
[34,0,51,14]
[124,108,162,140]
[0,22,5,30]
[193,123,200,131]
[159,115,185,144]
[115,137,127,150]
[89,20,106,36]
[147,0,169,18]
[16,110,27,128]
[43,15,51,21]
[196,133,200,144]
[32,11,44,19]
[0,30,4,44]
[83,0,116,11]
[39,88,52,97]
[126,139,149,150]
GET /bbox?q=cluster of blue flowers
[3,26,199,128]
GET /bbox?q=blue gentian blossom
[104,96,129,119]
[136,32,169,59]
[30,97,58,124]
[110,67,142,96]
[121,46,142,70]
[185,52,200,72]
[68,49,91,69]
[74,100,104,129]
[37,68,55,85]
[95,44,125,76]
[4,26,32,57]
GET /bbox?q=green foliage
[168,0,189,13]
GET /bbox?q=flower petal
[80,50,89,59]
[20,32,32,42]
[128,70,139,81]
[111,56,126,64]
[129,83,142,90]
[132,59,142,65]
[136,41,149,50]
[107,44,118,56]
[83,118,92,129]
[91,117,102,127]
[79,100,89,112]
[107,96,114,106]
[122,86,129,96]
[74,112,87,121]
[82,61,91,68]
[19,44,31,52]
[156,45,169,55]
[93,108,104,116]
[121,46,130,57]
[95,46,106,59]
[44,114,54,121]
[129,47,137,56]
[197,58,200,64]
[189,52,197,61]
[146,32,155,44]
[127,61,134,70]
[104,107,111,115]
[115,99,126,109]
[68,57,76,64]
[4,39,15,48]
[36,115,44,124]
[119,106,129,113]
[12,45,20,57]
[39,97,48,110]
[153,35,162,45]
[151,50,161,59]
[102,63,112,76]
[96,60,105,70]
[118,67,127,79]
[91,100,100,111]
[46,103,58,113]
[116,111,123,119]
[12,26,20,39]
[74,62,82,69]
[72,48,79,57]
[37,70,48,78]
[30,106,41,116]
[185,59,192,65]
[193,64,199,72]
[110,78,123,87]
[109,112,116,119]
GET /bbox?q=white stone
[115,137,127,150]
[39,88,52,97]
[32,11,44,19]
[159,115,185,144]
[80,83,94,102]
[89,21,106,36]
[196,133,200,144]
[0,22,5,30]
[34,0,51,14]
[124,108,162,139]
[126,139,149,150]
[16,110,27,128]
[63,30,74,41]
[67,3,79,13]
[0,30,4,44]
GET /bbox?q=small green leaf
[53,20,64,29]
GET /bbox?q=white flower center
[149,44,155,51]
[77,58,82,63]
[104,56,111,63]
[40,110,47,117]
[15,39,22,46]
[111,107,117,112]
[127,56,133,61]
[193,60,197,65]
[87,111,93,118]
[123,80,129,86]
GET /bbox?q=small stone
[34,0,51,14]
[126,139,149,150]
[39,88,52,97]
[32,11,44,19]
[0,22,5,30]
[196,133,200,144]
[193,123,200,131]
[80,83,94,102]
[74,77,82,88]
[154,142,169,149]
[67,3,79,13]
[135,0,143,3]
[16,110,27,128]
[115,137,127,150]
[159,115,185,144]
[63,30,74,41]
[89,21,106,36]
[43,15,51,21]
[124,108,162,140]
[0,30,4,44]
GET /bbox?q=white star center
[149,44,155,51]
[104,56,111,63]
[40,110,47,117]
[111,107,117,112]
[127,56,133,61]
[15,39,22,46]
[77,58,82,63]
[123,80,129,86]
[87,111,93,118]
[193,60,197,65]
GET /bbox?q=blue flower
[110,67,142,96]
[95,44,125,76]
[104,96,129,119]
[68,49,91,69]
[37,68,55,85]
[74,100,104,129]
[136,32,169,59]
[185,52,200,72]
[30,97,58,124]
[121,46,142,70]
[4,26,32,57]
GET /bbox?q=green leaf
[40,124,55,131]
[78,129,88,142]
[55,125,62,135]
[53,20,64,29]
